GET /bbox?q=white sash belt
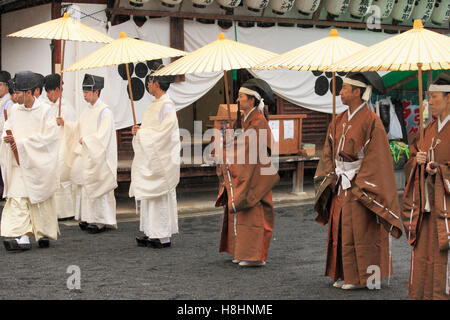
[335,159,362,190]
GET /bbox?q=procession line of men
[0,66,180,251]
[0,66,448,300]
[314,71,449,299]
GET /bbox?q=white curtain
[104,17,393,130]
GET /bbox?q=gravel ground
[0,200,412,300]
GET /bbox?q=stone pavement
[0,188,414,301]
[60,184,316,226]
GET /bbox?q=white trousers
[54,183,77,219]
[139,188,178,239]
[0,196,59,241]
[75,186,117,228]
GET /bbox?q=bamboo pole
[58,39,66,117]
[223,70,232,122]
[417,63,425,213]
[418,63,424,147]
[125,63,137,126]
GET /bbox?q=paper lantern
[244,0,270,12]
[391,0,415,22]
[411,0,436,22]
[325,0,351,18]
[217,0,242,9]
[349,0,373,18]
[371,0,396,18]
[160,0,183,7]
[296,0,322,15]
[129,0,150,7]
[270,0,296,14]
[431,0,450,25]
[192,0,215,8]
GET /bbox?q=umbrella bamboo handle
[332,72,336,165]
[125,63,137,126]
[223,70,232,123]
[59,39,66,118]
[418,63,424,148]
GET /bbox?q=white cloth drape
[100,17,393,130]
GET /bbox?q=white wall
[2,4,52,77]
[60,3,109,117]
[1,3,109,117]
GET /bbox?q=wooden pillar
[170,17,185,83]
[52,1,62,74]
[426,70,433,124]
[292,161,305,194]
[170,17,184,53]
[108,0,121,26]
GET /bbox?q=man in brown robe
[314,72,403,289]
[402,73,450,300]
[216,79,279,267]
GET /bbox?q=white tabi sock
[17,235,30,244]
[159,237,171,244]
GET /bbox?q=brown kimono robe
[314,104,403,286]
[216,109,279,262]
[402,119,450,300]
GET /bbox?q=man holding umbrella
[217,78,279,267]
[1,71,60,251]
[45,73,77,221]
[314,72,403,289]
[132,62,180,249]
[56,74,118,234]
[402,72,450,300]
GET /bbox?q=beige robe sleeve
[7,110,60,204]
[129,111,180,200]
[66,109,117,200]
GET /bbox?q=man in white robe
[45,73,77,221]
[1,71,60,251]
[57,74,117,234]
[33,73,48,104]
[131,63,180,249]
[0,71,12,199]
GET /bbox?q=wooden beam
[108,0,120,26]
[170,17,184,51]
[170,16,185,82]
[51,0,62,74]
[386,73,418,92]
[312,0,324,23]
[112,8,450,34]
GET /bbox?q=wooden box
[209,104,307,156]
[302,143,316,156]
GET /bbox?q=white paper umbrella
[153,33,277,120]
[64,32,187,125]
[7,12,114,116]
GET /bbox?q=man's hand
[426,161,438,175]
[79,137,83,145]
[11,141,17,153]
[132,125,140,135]
[3,134,14,144]
[3,133,18,154]
[416,151,427,165]
[56,117,64,127]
